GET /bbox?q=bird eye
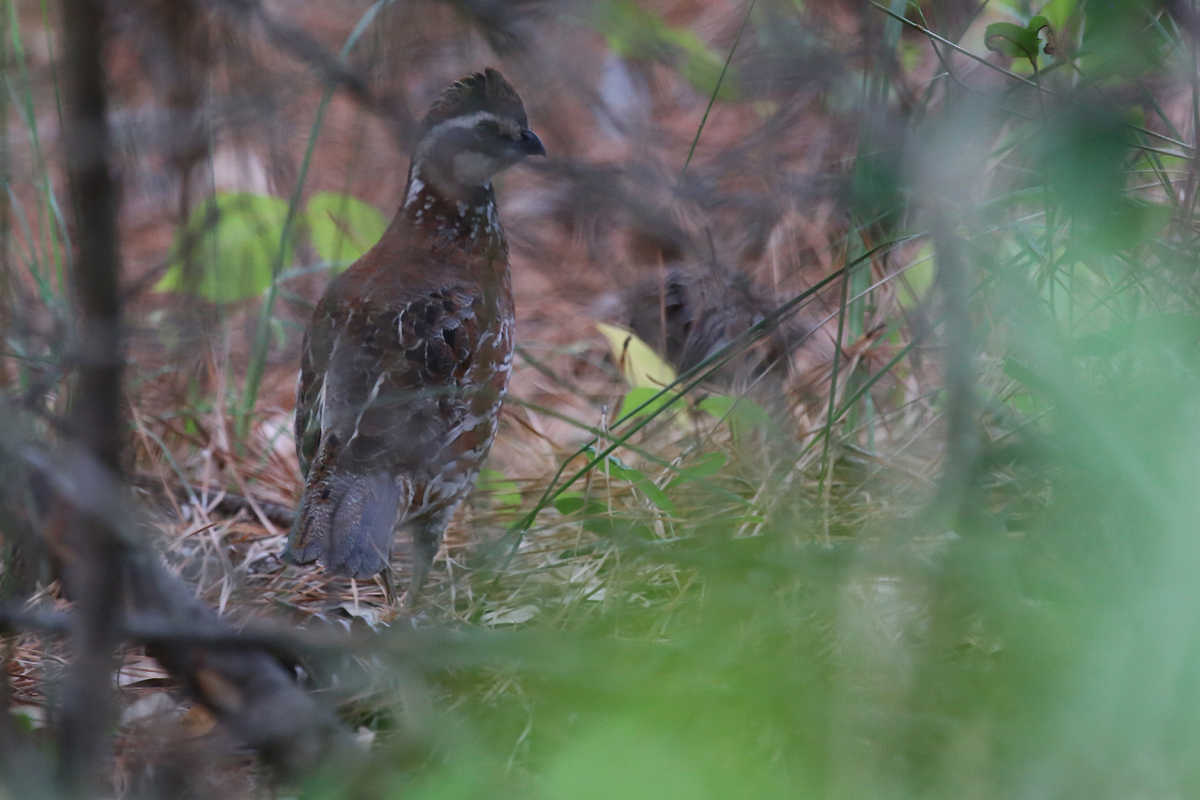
[476,119,502,136]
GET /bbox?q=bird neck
[397,162,502,253]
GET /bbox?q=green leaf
[899,40,924,73]
[699,395,772,432]
[554,494,608,518]
[596,322,678,389]
[554,493,588,516]
[899,244,935,308]
[633,477,675,515]
[619,386,681,420]
[1006,392,1043,417]
[478,468,522,511]
[984,22,1039,60]
[984,17,1049,64]
[156,192,291,304]
[585,446,677,515]
[553,492,653,537]
[306,191,387,268]
[585,516,655,541]
[668,452,728,488]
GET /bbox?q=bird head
[412,68,544,200]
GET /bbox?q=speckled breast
[409,294,514,520]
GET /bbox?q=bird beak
[519,129,546,157]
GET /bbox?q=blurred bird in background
[623,261,807,394]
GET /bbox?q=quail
[285,69,544,590]
[623,263,806,391]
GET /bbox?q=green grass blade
[238,0,392,438]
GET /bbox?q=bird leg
[404,510,451,608]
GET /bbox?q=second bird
[285,69,544,592]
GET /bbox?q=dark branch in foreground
[58,0,126,794]
[11,427,350,777]
[37,0,350,784]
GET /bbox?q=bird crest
[423,68,528,130]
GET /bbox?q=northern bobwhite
[284,69,544,589]
[623,263,806,391]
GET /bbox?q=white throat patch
[452,151,503,186]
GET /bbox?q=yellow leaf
[595,322,677,389]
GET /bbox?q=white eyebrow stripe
[427,110,503,135]
[416,110,510,160]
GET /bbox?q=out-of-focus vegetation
[4,0,1200,797]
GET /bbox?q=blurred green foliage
[156,190,385,304]
[477,468,523,512]
[307,190,388,268]
[596,0,740,100]
[156,192,292,304]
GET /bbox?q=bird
[621,262,806,392]
[284,68,544,593]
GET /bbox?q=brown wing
[317,285,484,478]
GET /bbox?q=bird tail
[284,470,406,579]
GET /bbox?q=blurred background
[4,0,1200,797]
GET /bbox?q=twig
[203,489,295,528]
[130,474,297,528]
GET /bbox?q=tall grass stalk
[237,0,392,440]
